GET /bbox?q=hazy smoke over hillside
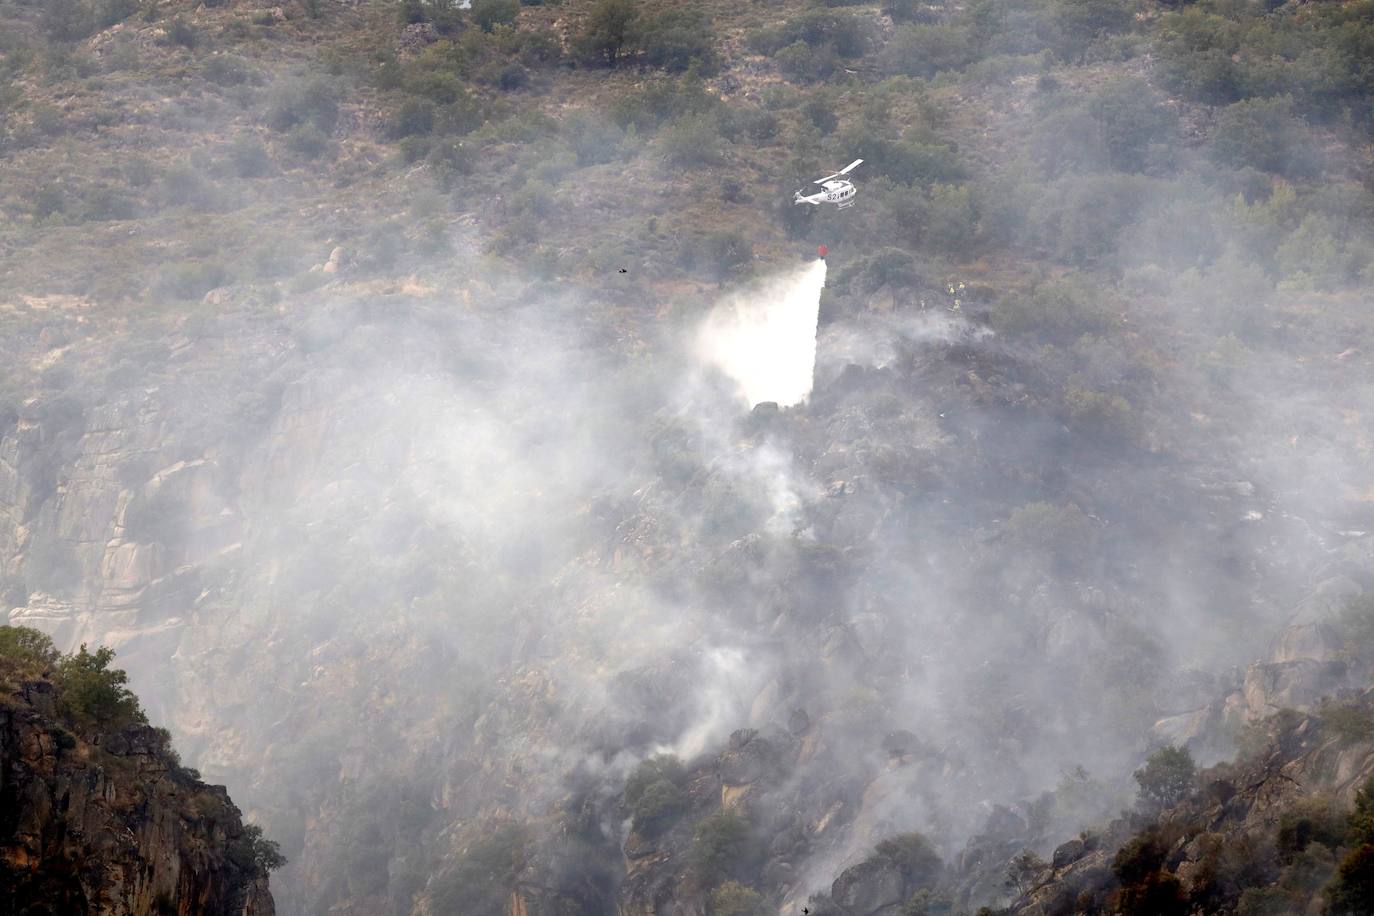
[4,0,1374,912]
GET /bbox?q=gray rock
[397,21,440,54]
[1052,837,1085,868]
[831,857,905,915]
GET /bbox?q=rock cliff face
[1006,690,1374,915]
[1,678,275,916]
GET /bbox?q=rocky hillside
[1005,691,1374,915]
[1,627,277,915]
[3,0,1374,914]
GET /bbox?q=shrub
[575,0,637,67]
[232,824,287,874]
[1276,798,1348,863]
[1322,702,1374,744]
[883,0,925,23]
[1088,78,1176,173]
[1063,383,1135,442]
[625,755,688,834]
[611,75,716,131]
[903,890,955,915]
[1005,502,1098,569]
[1326,845,1374,916]
[801,94,838,134]
[993,277,1115,338]
[152,261,230,300]
[690,812,758,889]
[265,78,340,133]
[497,63,529,90]
[661,113,724,167]
[708,881,766,916]
[1351,777,1374,846]
[42,0,94,42]
[1050,0,1134,63]
[842,133,965,187]
[923,183,978,253]
[428,825,528,915]
[162,17,199,50]
[203,55,252,87]
[875,833,943,885]
[733,106,778,143]
[81,185,139,222]
[1274,215,1364,289]
[54,644,147,733]
[471,0,519,33]
[775,41,839,83]
[1032,173,1153,264]
[750,10,870,57]
[633,8,718,73]
[881,24,977,77]
[562,112,623,165]
[0,626,60,685]
[1210,97,1318,178]
[227,136,272,178]
[699,231,753,281]
[31,185,67,221]
[391,98,437,138]
[1134,745,1195,812]
[284,124,330,159]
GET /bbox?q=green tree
[875,833,943,886]
[708,881,766,916]
[0,626,61,685]
[41,0,94,42]
[1210,96,1318,178]
[1326,845,1374,916]
[691,812,757,888]
[1088,78,1176,173]
[1350,776,1374,846]
[471,0,519,33]
[661,113,724,167]
[880,24,976,78]
[234,824,287,874]
[576,0,637,67]
[625,755,688,834]
[1133,745,1195,812]
[1051,0,1133,63]
[429,824,528,915]
[54,644,147,733]
[632,8,718,73]
[699,230,753,281]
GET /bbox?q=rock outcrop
[1008,690,1374,915]
[1,678,275,916]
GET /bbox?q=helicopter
[793,159,864,209]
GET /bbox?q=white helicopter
[793,159,864,209]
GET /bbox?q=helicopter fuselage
[794,179,857,208]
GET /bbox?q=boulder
[1051,838,1085,869]
[831,857,905,915]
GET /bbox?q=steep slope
[1004,692,1374,916]
[1,630,276,915]
[2,0,1374,913]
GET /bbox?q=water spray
[695,258,828,408]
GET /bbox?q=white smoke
[694,261,828,407]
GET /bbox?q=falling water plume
[695,260,828,408]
